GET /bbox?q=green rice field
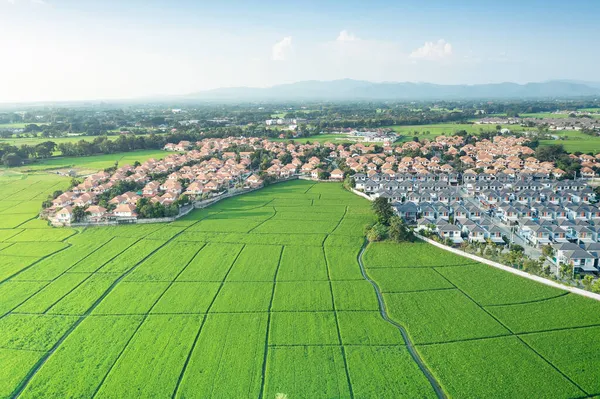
[13,149,170,173]
[0,171,599,398]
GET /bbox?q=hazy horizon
[2,0,600,103]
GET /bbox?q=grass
[94,315,203,398]
[346,346,437,398]
[540,130,600,154]
[15,149,170,173]
[264,346,351,398]
[271,133,355,144]
[1,174,599,398]
[434,263,563,306]
[384,289,510,344]
[418,336,585,398]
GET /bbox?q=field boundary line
[35,237,124,314]
[324,234,355,399]
[11,219,206,399]
[483,292,570,307]
[247,206,277,233]
[417,234,600,302]
[0,244,72,287]
[357,241,447,399]
[431,267,590,397]
[171,243,246,398]
[91,242,209,398]
[257,245,284,399]
[66,236,145,274]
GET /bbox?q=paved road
[460,194,543,260]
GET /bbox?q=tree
[2,153,22,167]
[591,279,600,294]
[318,171,330,180]
[372,197,393,225]
[541,245,554,258]
[366,223,388,242]
[72,206,89,222]
[388,216,414,242]
[582,275,594,291]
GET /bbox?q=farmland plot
[346,346,437,398]
[0,281,47,316]
[15,272,90,313]
[269,311,339,345]
[277,245,328,281]
[1,176,598,399]
[151,282,221,314]
[418,336,585,398]
[384,289,510,344]
[125,241,202,281]
[435,263,564,305]
[0,314,78,351]
[91,282,169,315]
[10,238,108,281]
[226,244,282,281]
[97,239,167,274]
[95,315,202,399]
[46,273,121,315]
[20,316,144,399]
[177,242,243,281]
[0,255,42,282]
[520,326,600,394]
[0,349,45,399]
[264,346,351,399]
[175,313,267,398]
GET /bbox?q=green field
[540,130,600,154]
[272,133,355,144]
[364,240,600,397]
[11,149,170,173]
[384,123,529,143]
[0,173,599,398]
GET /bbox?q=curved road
[357,241,447,399]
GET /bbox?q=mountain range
[182,79,600,101]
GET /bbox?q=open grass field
[11,149,170,174]
[272,133,355,144]
[364,240,600,397]
[384,123,529,143]
[540,130,600,154]
[0,173,599,398]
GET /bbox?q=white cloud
[410,39,453,60]
[336,30,358,42]
[271,36,292,61]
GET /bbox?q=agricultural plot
[277,245,328,281]
[363,239,600,397]
[364,240,474,268]
[1,175,599,398]
[384,289,510,344]
[94,315,203,399]
[418,336,585,398]
[435,263,564,305]
[175,313,267,398]
[346,346,437,398]
[263,346,351,399]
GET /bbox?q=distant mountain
[182,79,600,101]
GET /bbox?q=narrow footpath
[357,241,447,399]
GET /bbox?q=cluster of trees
[365,198,414,242]
[535,144,583,178]
[135,197,180,219]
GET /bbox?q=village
[42,133,600,276]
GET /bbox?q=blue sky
[1,0,599,102]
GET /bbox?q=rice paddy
[0,172,599,398]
